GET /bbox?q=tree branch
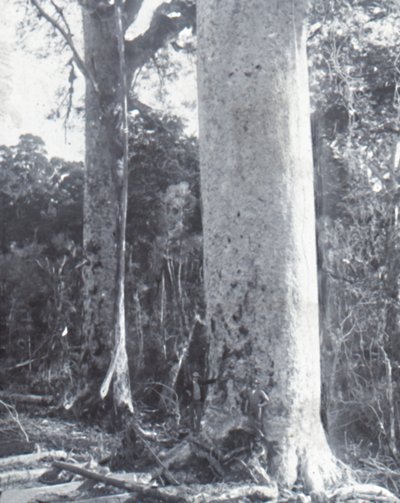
[49,0,72,38]
[124,0,144,31]
[125,0,195,76]
[53,461,184,503]
[30,0,99,94]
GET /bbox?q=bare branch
[125,0,195,76]
[50,0,72,37]
[30,0,99,94]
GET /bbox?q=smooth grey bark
[197,0,340,490]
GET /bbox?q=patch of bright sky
[0,0,85,160]
[127,0,164,40]
[0,0,197,161]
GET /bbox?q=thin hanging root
[0,399,29,441]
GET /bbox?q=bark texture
[197,0,340,490]
[79,1,194,413]
[81,7,132,411]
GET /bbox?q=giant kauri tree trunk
[197,1,341,490]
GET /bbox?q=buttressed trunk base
[197,1,342,491]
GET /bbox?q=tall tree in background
[29,0,195,413]
[197,1,340,490]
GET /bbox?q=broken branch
[53,460,185,502]
[130,421,180,485]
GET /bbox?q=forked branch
[125,0,195,73]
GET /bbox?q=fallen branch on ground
[66,495,133,503]
[53,461,279,502]
[0,481,83,503]
[326,483,400,502]
[0,467,47,488]
[0,391,53,405]
[130,421,180,485]
[0,398,30,441]
[0,449,66,467]
[77,485,278,503]
[53,460,185,502]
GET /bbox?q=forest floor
[0,407,131,502]
[0,400,400,503]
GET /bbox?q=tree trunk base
[267,426,346,492]
[111,418,400,503]
[199,406,343,492]
[297,438,346,492]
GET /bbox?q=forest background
[1,0,400,493]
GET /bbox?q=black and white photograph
[1,1,400,501]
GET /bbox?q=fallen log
[108,471,153,485]
[326,483,400,502]
[0,467,46,488]
[61,494,133,503]
[205,483,278,502]
[52,462,278,503]
[53,460,185,503]
[0,449,66,468]
[0,391,53,405]
[0,481,83,503]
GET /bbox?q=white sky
[0,0,197,161]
